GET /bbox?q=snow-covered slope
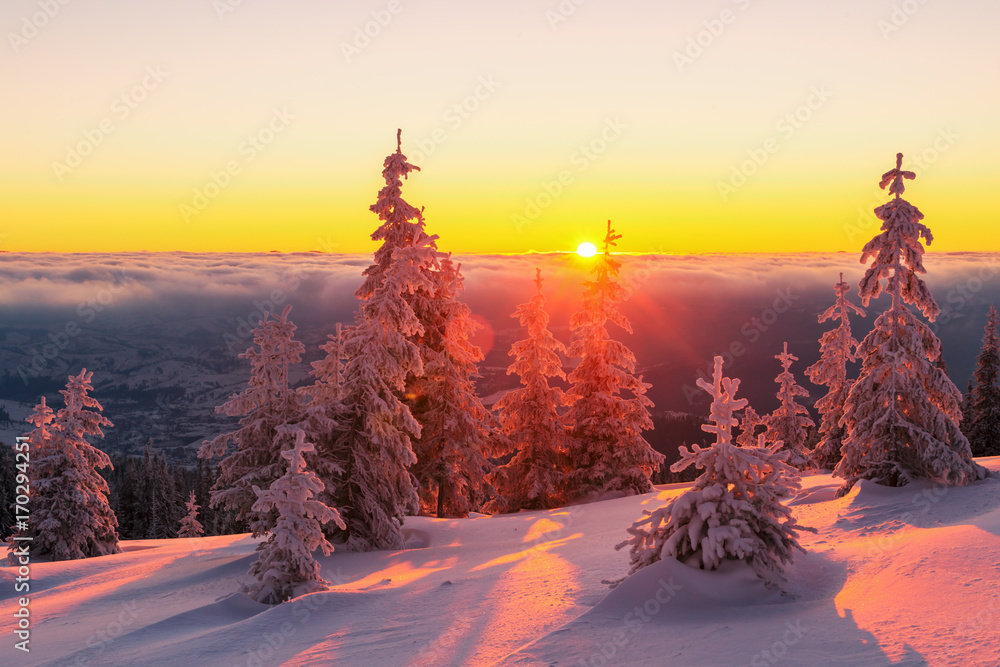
[3,460,999,666]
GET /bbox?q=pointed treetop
[27,396,54,428]
[776,342,798,370]
[602,220,623,255]
[396,128,402,154]
[878,152,916,199]
[823,272,865,322]
[280,428,316,470]
[832,272,850,298]
[695,356,749,446]
[534,267,543,294]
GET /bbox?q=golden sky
[2,0,997,254]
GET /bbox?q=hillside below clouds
[1,251,998,459]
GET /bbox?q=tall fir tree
[29,371,121,560]
[315,133,443,549]
[968,306,1000,456]
[488,269,571,513]
[356,130,439,311]
[612,357,810,590]
[355,132,496,513]
[835,153,986,492]
[246,428,343,604]
[410,256,498,517]
[762,343,815,469]
[806,274,866,469]
[200,306,312,537]
[564,221,663,501]
[353,129,444,427]
[329,235,438,549]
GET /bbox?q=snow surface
[3,459,1000,666]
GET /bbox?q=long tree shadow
[832,473,1000,539]
[301,509,588,666]
[495,549,928,666]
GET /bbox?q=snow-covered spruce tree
[200,305,312,537]
[246,428,344,604]
[612,357,810,589]
[835,153,987,492]
[410,256,498,517]
[762,343,815,469]
[328,233,439,550]
[339,131,498,519]
[356,130,438,314]
[312,133,444,548]
[355,129,444,409]
[968,305,1000,457]
[563,221,663,501]
[305,322,346,405]
[298,319,352,511]
[7,399,56,562]
[30,370,121,561]
[735,405,764,449]
[177,491,205,538]
[805,274,866,470]
[488,269,571,513]
[359,132,497,514]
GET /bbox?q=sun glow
[576,242,598,258]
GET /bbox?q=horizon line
[4,249,997,257]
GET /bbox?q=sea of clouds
[1,251,998,412]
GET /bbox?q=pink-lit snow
[3,459,999,666]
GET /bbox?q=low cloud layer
[1,251,999,413]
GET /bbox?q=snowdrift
[2,460,999,666]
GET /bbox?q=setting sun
[576,242,598,258]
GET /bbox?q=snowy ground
[3,459,1000,667]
